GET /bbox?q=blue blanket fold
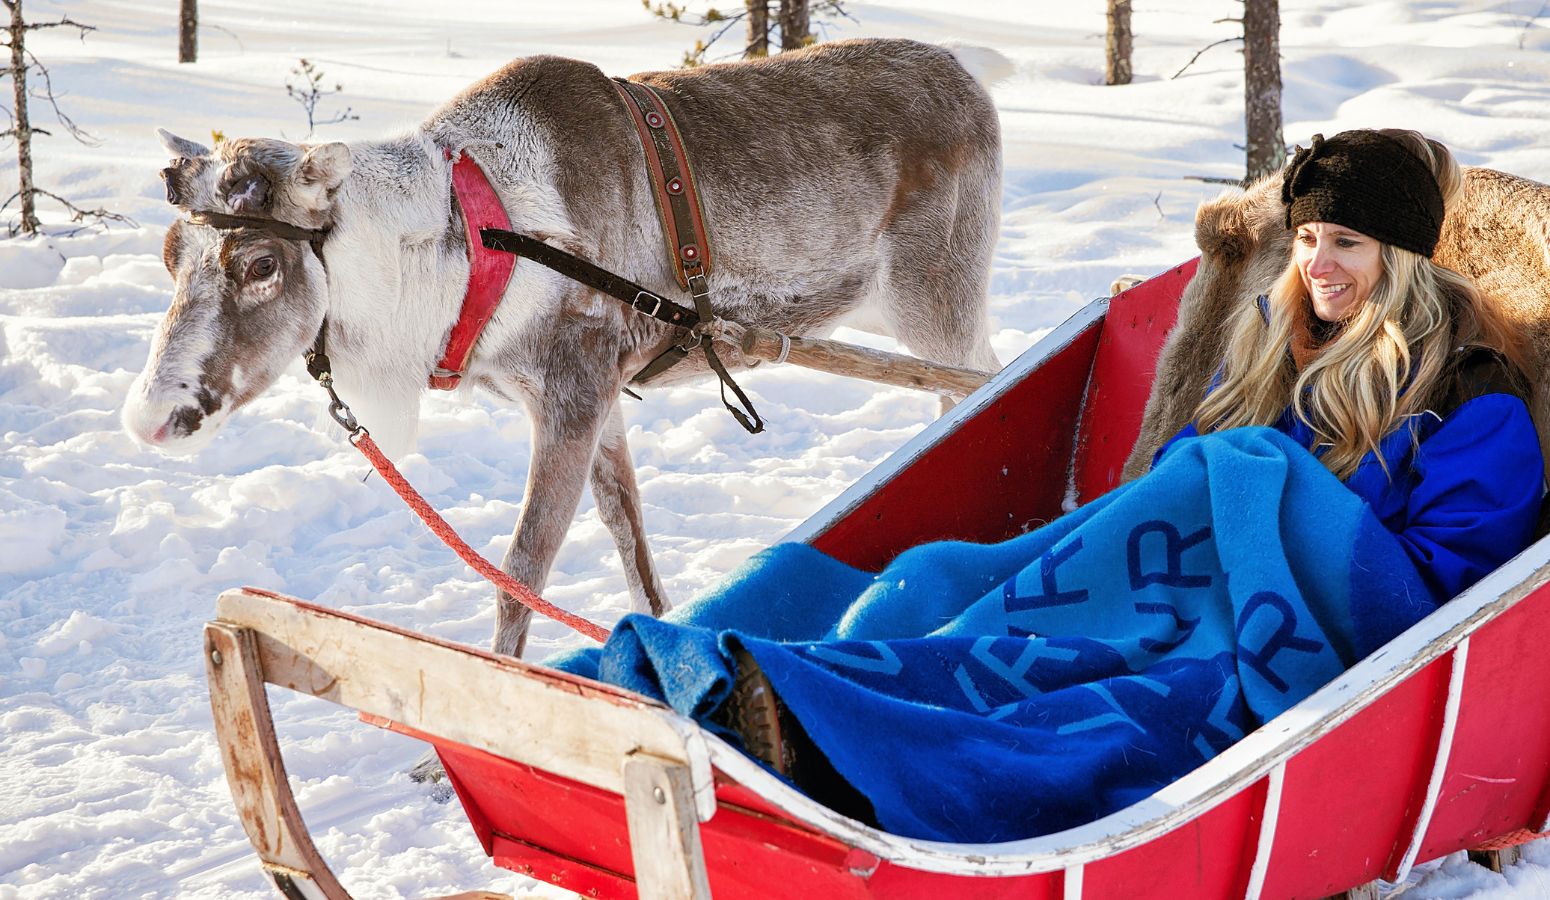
[554,427,1437,842]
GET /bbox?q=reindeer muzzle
[160,166,181,205]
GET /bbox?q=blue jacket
[1157,350,1544,601]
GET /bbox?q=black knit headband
[1281,130,1446,258]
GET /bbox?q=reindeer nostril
[177,382,189,390]
[160,167,181,205]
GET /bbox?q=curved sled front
[205,265,1550,899]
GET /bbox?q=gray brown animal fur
[125,39,1004,657]
[1123,166,1550,482]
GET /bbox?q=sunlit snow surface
[5,0,1550,896]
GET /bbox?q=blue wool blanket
[555,428,1437,843]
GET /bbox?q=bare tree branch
[203,22,245,52]
[22,14,93,37]
[647,0,852,67]
[285,58,358,136]
[1172,36,1242,80]
[1185,174,1247,186]
[1521,0,1548,49]
[33,187,137,229]
[1,125,52,139]
[1,187,136,236]
[4,1,124,236]
[696,15,749,65]
[22,46,100,145]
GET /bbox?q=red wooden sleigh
[204,261,1550,900]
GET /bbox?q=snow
[3,0,1550,896]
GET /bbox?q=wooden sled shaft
[204,587,713,899]
[205,621,353,900]
[733,323,994,399]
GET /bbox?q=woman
[560,129,1544,843]
[1158,128,1542,601]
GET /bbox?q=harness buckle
[632,291,666,318]
[686,270,710,300]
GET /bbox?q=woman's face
[1294,222,1384,322]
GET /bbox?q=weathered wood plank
[204,622,352,899]
[1330,883,1382,900]
[215,588,716,820]
[733,323,993,398]
[1468,845,1524,873]
[623,754,713,900]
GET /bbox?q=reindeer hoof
[409,750,447,785]
[1110,275,1146,296]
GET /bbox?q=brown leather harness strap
[609,78,762,432]
[611,78,715,291]
[612,78,718,387]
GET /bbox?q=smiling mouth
[1313,283,1351,300]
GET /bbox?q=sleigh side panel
[799,261,1194,571]
[1252,651,1455,897]
[1413,581,1550,860]
[793,300,1105,571]
[1077,779,1265,898]
[1071,260,1195,504]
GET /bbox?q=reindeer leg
[492,371,616,659]
[590,402,670,616]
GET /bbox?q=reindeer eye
[247,256,278,280]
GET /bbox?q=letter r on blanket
[1237,591,1326,693]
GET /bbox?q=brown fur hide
[1122,166,1550,482]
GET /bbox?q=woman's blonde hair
[1194,129,1526,479]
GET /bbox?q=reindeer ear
[285,142,351,215]
[156,127,211,161]
[298,142,351,192]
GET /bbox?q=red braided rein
[1472,827,1549,852]
[352,433,612,644]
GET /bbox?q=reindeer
[123,39,1004,657]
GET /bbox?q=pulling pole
[729,323,995,399]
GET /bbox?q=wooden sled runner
[206,262,1550,899]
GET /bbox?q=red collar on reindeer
[430,149,519,390]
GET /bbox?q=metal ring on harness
[775,332,792,365]
[677,328,706,353]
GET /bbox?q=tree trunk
[778,0,809,51]
[1105,0,1132,86]
[8,0,39,235]
[178,0,196,63]
[745,0,768,58]
[1243,0,1285,182]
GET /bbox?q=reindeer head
[123,130,353,453]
